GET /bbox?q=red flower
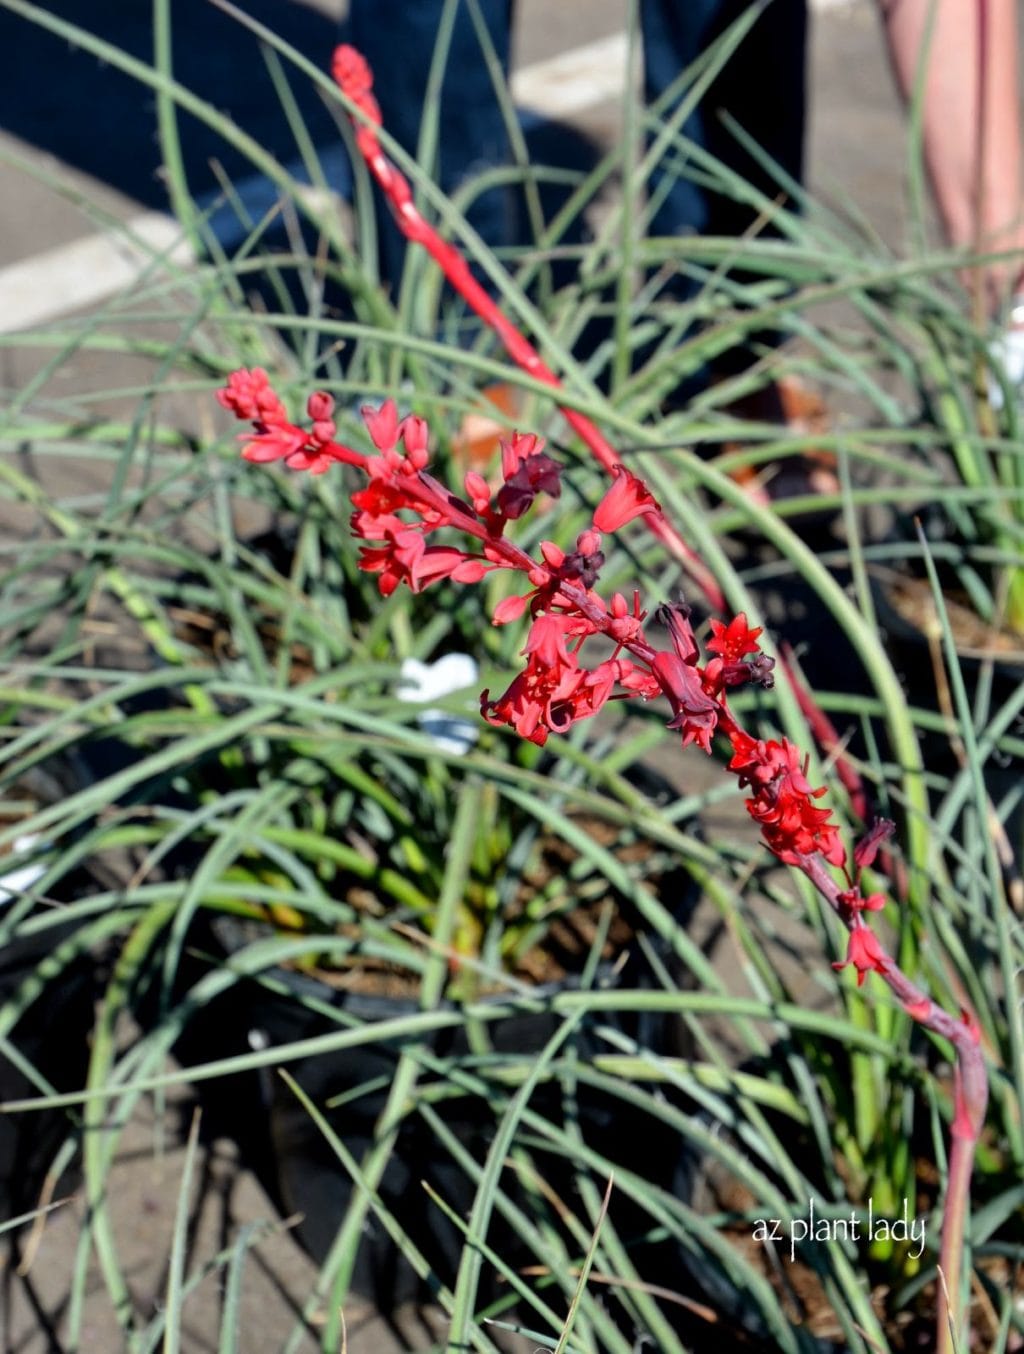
[706,614,764,663]
[331,44,374,100]
[700,613,775,697]
[358,530,487,596]
[239,422,308,467]
[500,430,544,480]
[607,591,645,645]
[833,924,889,986]
[216,367,287,423]
[728,731,846,867]
[219,370,367,475]
[593,467,660,532]
[522,612,573,668]
[837,887,887,913]
[362,399,400,454]
[651,651,719,754]
[482,614,636,745]
[853,818,896,870]
[350,471,416,539]
[646,602,720,752]
[482,616,582,745]
[495,432,562,520]
[491,592,530,625]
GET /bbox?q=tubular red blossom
[350,472,416,539]
[697,612,775,696]
[656,600,700,664]
[833,923,889,986]
[616,664,662,700]
[331,44,376,103]
[358,532,487,595]
[354,509,492,593]
[649,599,761,749]
[413,546,488,587]
[853,817,897,870]
[481,623,581,746]
[651,651,720,754]
[463,471,492,515]
[491,593,530,625]
[593,467,661,532]
[523,613,573,667]
[607,592,645,644]
[239,423,308,466]
[400,414,429,468]
[362,399,401,454]
[331,43,383,151]
[358,539,410,596]
[307,391,335,423]
[481,612,644,745]
[500,431,544,479]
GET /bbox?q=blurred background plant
[0,1,1021,1351]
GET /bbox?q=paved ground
[0,1,1006,1350]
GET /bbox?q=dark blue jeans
[348,0,806,291]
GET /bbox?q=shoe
[716,374,840,510]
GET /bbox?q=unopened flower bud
[307,391,335,421]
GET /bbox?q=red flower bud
[307,391,335,422]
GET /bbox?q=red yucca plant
[212,42,991,1353]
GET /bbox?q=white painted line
[0,9,861,333]
[512,31,629,122]
[0,212,194,334]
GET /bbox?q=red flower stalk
[329,39,881,869]
[223,364,988,1354]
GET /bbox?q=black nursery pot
[0,736,206,1230]
[208,957,690,1317]
[0,921,97,1218]
[0,763,110,1226]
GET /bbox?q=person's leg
[348,0,515,286]
[879,0,1024,316]
[641,0,836,509]
[640,0,807,255]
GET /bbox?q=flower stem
[331,50,726,611]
